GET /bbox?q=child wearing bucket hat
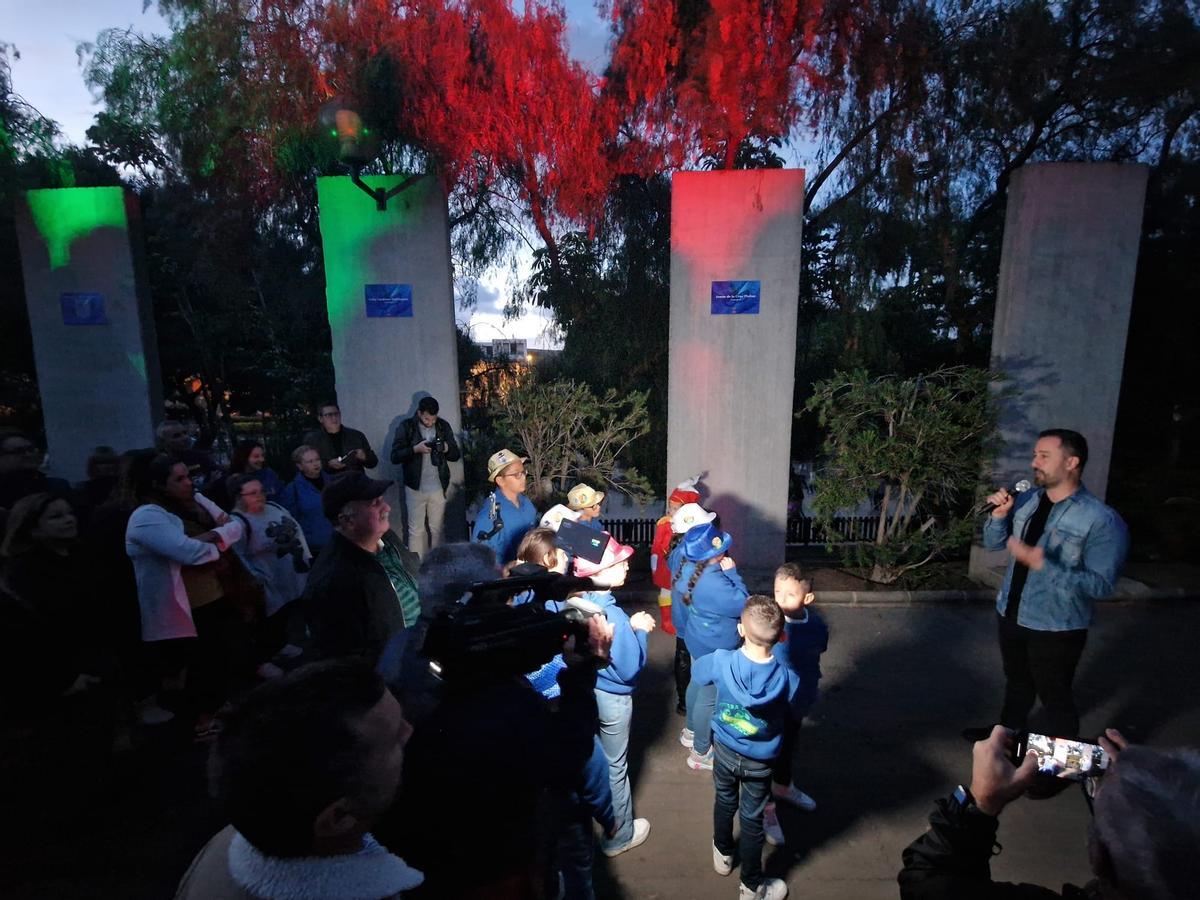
[672,521,748,772]
[566,483,606,531]
[567,533,655,858]
[472,448,539,566]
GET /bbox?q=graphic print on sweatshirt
[717,701,767,737]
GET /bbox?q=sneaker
[275,643,304,659]
[739,877,788,899]
[687,748,714,771]
[772,784,817,812]
[256,661,285,680]
[712,842,735,876]
[135,698,175,726]
[601,817,650,857]
[679,727,695,749]
[762,802,784,846]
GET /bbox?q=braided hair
[678,557,713,606]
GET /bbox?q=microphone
[985,479,1032,513]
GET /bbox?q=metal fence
[600,515,879,547]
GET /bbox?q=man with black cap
[300,472,420,664]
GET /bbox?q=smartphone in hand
[1013,731,1111,780]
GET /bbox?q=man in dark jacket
[389,396,461,557]
[301,473,419,663]
[302,402,379,475]
[898,726,1200,900]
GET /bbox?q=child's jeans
[713,742,774,891]
[686,654,717,754]
[595,689,635,850]
[772,715,807,787]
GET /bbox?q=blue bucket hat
[682,522,732,562]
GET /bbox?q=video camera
[420,572,603,684]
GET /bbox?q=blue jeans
[686,654,717,754]
[713,742,774,891]
[595,689,634,849]
[556,799,596,900]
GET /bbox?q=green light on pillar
[126,351,147,383]
[316,174,423,330]
[25,187,128,270]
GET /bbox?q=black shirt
[1006,493,1055,621]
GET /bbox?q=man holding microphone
[964,429,1129,743]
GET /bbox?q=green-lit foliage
[495,378,653,507]
[804,367,1004,584]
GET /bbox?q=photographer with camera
[390,397,461,557]
[377,542,617,899]
[899,725,1200,900]
[473,448,539,566]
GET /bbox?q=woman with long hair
[1,492,115,814]
[125,454,243,731]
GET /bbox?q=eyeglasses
[240,487,265,497]
[319,411,341,418]
[503,470,528,479]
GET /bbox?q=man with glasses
[302,402,379,475]
[0,430,69,510]
[472,448,539,566]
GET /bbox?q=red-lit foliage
[230,0,615,246]
[603,0,861,170]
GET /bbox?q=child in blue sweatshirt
[673,522,749,770]
[692,595,796,900]
[573,533,655,858]
[761,562,829,846]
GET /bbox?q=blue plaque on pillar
[365,283,413,318]
[711,280,760,315]
[60,292,108,325]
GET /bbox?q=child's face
[774,576,812,613]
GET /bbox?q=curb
[615,587,1196,606]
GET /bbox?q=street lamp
[318,98,415,212]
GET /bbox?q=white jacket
[126,494,244,642]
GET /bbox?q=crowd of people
[2,415,1197,900]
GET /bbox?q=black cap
[322,471,393,521]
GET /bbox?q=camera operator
[374,543,614,900]
[899,726,1200,900]
[389,397,461,557]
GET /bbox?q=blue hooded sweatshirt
[692,648,798,761]
[771,608,829,715]
[550,591,648,695]
[666,543,691,639]
[672,559,748,658]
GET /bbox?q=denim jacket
[983,484,1129,631]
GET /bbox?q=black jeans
[997,613,1088,736]
[673,637,691,711]
[713,742,774,891]
[771,718,805,788]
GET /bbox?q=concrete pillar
[970,162,1148,583]
[14,187,162,481]
[667,169,805,571]
[315,174,465,540]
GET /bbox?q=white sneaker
[136,698,174,726]
[679,727,694,749]
[773,783,817,812]
[712,842,734,876]
[687,748,714,771]
[739,877,788,899]
[763,802,784,846]
[601,817,650,857]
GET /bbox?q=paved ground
[5,598,1200,899]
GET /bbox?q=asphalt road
[4,599,1198,899]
